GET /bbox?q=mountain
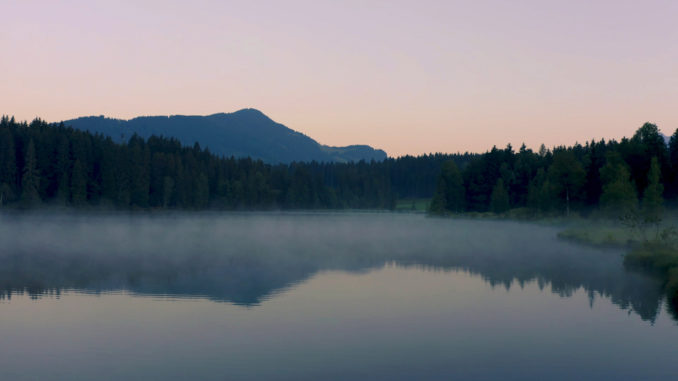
[61,109,387,163]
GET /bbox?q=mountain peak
[234,108,265,115]
[210,108,266,118]
[62,110,387,164]
[209,108,274,125]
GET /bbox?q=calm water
[0,212,677,380]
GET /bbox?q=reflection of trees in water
[0,247,385,306]
[393,260,665,323]
[0,214,670,322]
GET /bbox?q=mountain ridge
[61,109,387,163]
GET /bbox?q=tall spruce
[54,135,71,204]
[20,139,40,206]
[599,152,637,219]
[429,160,464,214]
[668,128,678,197]
[490,178,510,214]
[642,156,664,226]
[70,160,87,206]
[548,151,585,216]
[0,127,16,205]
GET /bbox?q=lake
[0,212,677,380]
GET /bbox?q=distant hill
[61,109,387,163]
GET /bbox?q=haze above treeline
[1,113,677,215]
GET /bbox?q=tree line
[9,116,672,216]
[0,116,476,210]
[430,122,676,218]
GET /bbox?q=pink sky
[2,0,677,156]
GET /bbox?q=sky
[2,0,677,157]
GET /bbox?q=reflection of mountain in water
[0,213,669,322]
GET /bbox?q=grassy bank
[555,216,678,311]
[430,207,577,223]
[556,224,639,247]
[395,198,430,212]
[431,207,678,312]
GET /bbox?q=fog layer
[0,212,665,321]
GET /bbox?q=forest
[0,116,474,210]
[1,115,676,217]
[430,122,677,218]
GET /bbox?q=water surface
[0,213,676,380]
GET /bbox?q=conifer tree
[429,180,448,214]
[668,128,678,197]
[162,176,175,208]
[642,156,664,227]
[129,141,150,207]
[490,178,510,214]
[55,136,70,204]
[70,160,87,206]
[194,173,210,209]
[548,151,585,216]
[0,127,16,203]
[599,152,637,219]
[429,160,464,214]
[21,139,41,206]
[0,183,13,207]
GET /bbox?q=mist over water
[1,212,677,380]
[0,212,666,318]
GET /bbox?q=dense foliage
[431,122,678,216]
[0,116,474,210]
[5,116,675,215]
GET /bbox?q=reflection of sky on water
[1,265,677,381]
[0,213,668,322]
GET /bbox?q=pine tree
[527,168,557,213]
[20,139,41,206]
[0,127,17,204]
[490,178,510,214]
[70,160,87,206]
[0,183,13,207]
[129,141,150,208]
[642,156,664,227]
[194,173,210,209]
[429,160,464,214]
[429,179,447,214]
[162,176,175,208]
[599,152,637,219]
[99,146,117,204]
[548,151,585,216]
[668,128,678,197]
[55,136,70,204]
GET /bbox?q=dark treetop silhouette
[1,116,676,215]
